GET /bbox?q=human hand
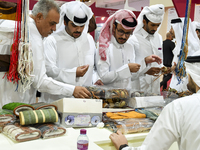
[161,66,171,74]
[128,63,141,73]
[76,65,89,77]
[145,54,162,65]
[94,79,104,85]
[73,86,91,98]
[171,62,177,73]
[109,130,128,150]
[145,67,161,76]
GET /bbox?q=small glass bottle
[77,129,89,150]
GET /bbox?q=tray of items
[86,86,130,108]
[103,110,154,134]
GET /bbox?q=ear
[35,13,44,23]
[112,24,116,33]
[143,19,146,25]
[64,20,67,26]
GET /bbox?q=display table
[0,127,178,150]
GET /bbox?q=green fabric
[20,108,58,125]
[137,109,158,121]
[31,102,48,109]
[2,102,32,111]
[0,109,12,115]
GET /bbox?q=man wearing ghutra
[128,4,165,94]
[192,21,200,40]
[95,9,162,90]
[110,51,200,150]
[169,18,200,92]
[0,0,91,108]
[42,1,100,102]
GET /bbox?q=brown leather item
[0,1,17,14]
[0,1,17,20]
[0,54,10,72]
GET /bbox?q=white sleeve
[43,36,77,85]
[130,46,150,81]
[123,101,181,150]
[31,34,75,96]
[95,44,131,84]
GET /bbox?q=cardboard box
[127,96,164,108]
[51,98,102,128]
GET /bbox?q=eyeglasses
[116,27,132,37]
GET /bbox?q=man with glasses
[95,9,162,89]
[128,4,165,94]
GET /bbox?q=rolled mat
[19,108,58,125]
[0,109,15,132]
[2,102,34,116]
[31,102,57,110]
[0,109,15,123]
[32,123,66,139]
[3,123,41,142]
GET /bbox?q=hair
[166,32,171,38]
[32,0,60,18]
[196,29,200,33]
[114,21,118,28]
[64,15,70,25]
[143,15,150,24]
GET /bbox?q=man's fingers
[116,130,122,135]
[153,74,159,77]
[151,55,162,64]
[83,88,91,97]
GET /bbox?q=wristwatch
[119,144,129,150]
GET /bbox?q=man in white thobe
[42,1,100,102]
[192,21,200,41]
[128,4,165,94]
[0,0,91,108]
[96,9,162,91]
[110,52,200,150]
[169,18,200,92]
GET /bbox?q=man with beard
[128,4,166,94]
[169,18,200,92]
[42,1,100,102]
[95,9,162,89]
[0,0,91,108]
[110,52,200,150]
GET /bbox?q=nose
[52,24,57,31]
[76,26,82,32]
[122,33,126,39]
[154,26,159,31]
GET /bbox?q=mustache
[119,38,126,41]
[74,32,81,34]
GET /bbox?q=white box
[127,96,164,108]
[51,98,102,128]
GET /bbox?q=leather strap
[0,54,10,72]
[0,2,17,14]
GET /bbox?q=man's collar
[140,28,154,39]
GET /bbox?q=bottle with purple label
[77,129,89,150]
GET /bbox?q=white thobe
[129,28,163,94]
[41,28,96,102]
[0,18,75,108]
[96,36,148,90]
[123,90,200,150]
